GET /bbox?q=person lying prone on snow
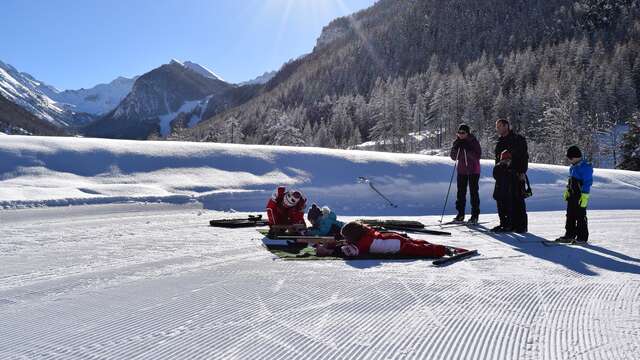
[305,204,344,237]
[336,221,448,258]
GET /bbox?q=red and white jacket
[349,227,446,258]
[265,186,306,226]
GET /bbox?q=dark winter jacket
[492,161,518,201]
[450,134,482,175]
[494,131,529,174]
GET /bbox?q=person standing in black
[492,119,529,233]
[450,124,482,224]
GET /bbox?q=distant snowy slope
[0,61,69,127]
[51,76,137,115]
[84,60,232,139]
[2,136,640,213]
[182,60,225,82]
[239,70,276,85]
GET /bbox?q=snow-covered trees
[180,0,640,168]
[618,112,640,170]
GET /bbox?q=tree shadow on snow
[473,225,640,276]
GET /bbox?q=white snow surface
[2,135,640,213]
[1,136,640,359]
[2,204,639,359]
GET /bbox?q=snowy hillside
[0,60,70,127]
[2,136,640,359]
[2,135,640,213]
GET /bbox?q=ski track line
[327,276,420,360]
[467,279,533,360]
[43,274,270,359]
[7,278,219,359]
[1,249,263,306]
[418,282,472,359]
[1,259,260,358]
[465,279,528,360]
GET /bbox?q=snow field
[2,135,640,214]
[1,135,640,359]
[1,204,639,359]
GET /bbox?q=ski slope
[1,136,640,359]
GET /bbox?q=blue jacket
[307,210,344,236]
[569,160,593,194]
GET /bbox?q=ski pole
[358,176,398,208]
[439,148,459,224]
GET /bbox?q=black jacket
[494,131,529,174]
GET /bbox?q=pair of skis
[209,214,268,228]
[541,239,587,247]
[359,219,452,236]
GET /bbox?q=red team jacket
[266,186,307,226]
[354,227,446,258]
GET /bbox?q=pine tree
[618,112,640,170]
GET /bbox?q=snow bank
[1,135,640,214]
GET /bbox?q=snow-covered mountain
[0,60,71,127]
[84,60,233,139]
[0,94,64,136]
[239,70,277,86]
[50,76,137,115]
[182,60,224,82]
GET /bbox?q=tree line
[173,0,640,169]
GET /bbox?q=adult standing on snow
[493,119,529,233]
[450,124,482,224]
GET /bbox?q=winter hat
[566,145,582,159]
[458,124,470,134]
[283,190,303,207]
[321,206,331,216]
[307,204,322,222]
[500,150,512,161]
[341,221,368,243]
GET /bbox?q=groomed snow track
[1,204,639,359]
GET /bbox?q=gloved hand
[341,244,360,257]
[579,193,590,208]
[455,138,468,149]
[563,190,570,201]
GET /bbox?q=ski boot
[452,213,465,223]
[467,215,479,225]
[490,225,512,233]
[555,235,575,243]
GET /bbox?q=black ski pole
[439,148,459,224]
[358,176,398,208]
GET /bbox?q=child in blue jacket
[305,204,344,237]
[557,145,593,243]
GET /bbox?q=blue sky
[1,0,376,90]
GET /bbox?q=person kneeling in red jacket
[338,221,447,258]
[266,186,307,234]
